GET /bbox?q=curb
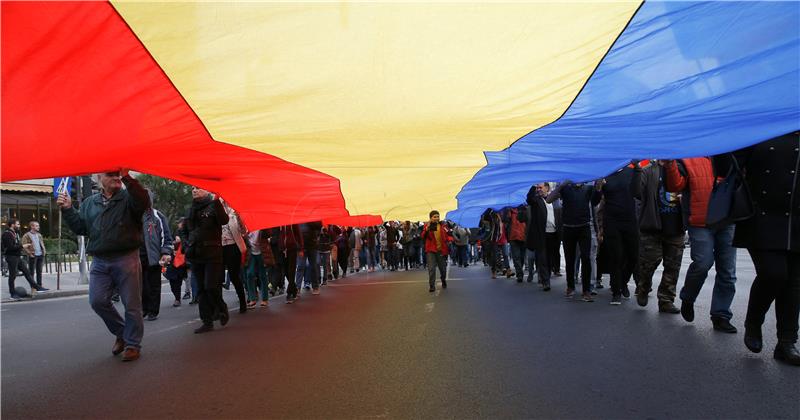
[2,289,89,304]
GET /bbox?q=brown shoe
[112,337,125,356]
[121,347,140,362]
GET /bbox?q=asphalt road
[2,251,798,419]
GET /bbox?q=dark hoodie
[518,185,548,252]
[186,195,228,264]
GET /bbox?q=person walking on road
[21,221,47,289]
[547,181,595,301]
[3,219,48,299]
[220,199,249,314]
[714,133,800,366]
[519,184,552,291]
[422,211,451,292]
[140,198,173,321]
[57,170,149,361]
[186,187,230,334]
[665,157,738,333]
[631,160,685,314]
[592,165,640,305]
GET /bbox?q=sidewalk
[1,270,90,303]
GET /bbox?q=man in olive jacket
[57,169,150,362]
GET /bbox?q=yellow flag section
[114,2,639,222]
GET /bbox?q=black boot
[681,300,694,322]
[744,325,763,353]
[711,316,738,334]
[219,305,230,326]
[774,342,800,366]
[194,323,214,334]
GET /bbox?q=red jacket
[508,208,527,242]
[664,157,716,227]
[421,223,452,255]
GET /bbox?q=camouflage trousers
[634,231,685,306]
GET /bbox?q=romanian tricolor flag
[3,1,798,228]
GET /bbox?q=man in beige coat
[21,221,47,288]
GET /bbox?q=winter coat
[62,176,150,257]
[713,132,800,251]
[452,226,470,246]
[21,231,46,257]
[518,186,548,252]
[1,229,23,256]
[280,224,304,252]
[300,221,322,251]
[185,196,229,264]
[507,207,527,242]
[664,157,716,228]
[591,167,637,230]
[141,208,173,267]
[421,222,452,255]
[632,164,685,234]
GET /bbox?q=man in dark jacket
[2,219,48,299]
[592,165,640,305]
[57,169,149,361]
[632,161,685,314]
[140,198,173,321]
[296,222,322,294]
[281,224,304,303]
[519,184,552,291]
[714,132,800,366]
[185,186,230,334]
[547,181,594,301]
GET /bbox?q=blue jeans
[295,250,320,288]
[89,251,143,349]
[365,247,374,269]
[510,241,526,280]
[526,250,537,278]
[245,254,269,301]
[680,225,737,320]
[502,243,511,270]
[320,252,331,281]
[190,268,199,299]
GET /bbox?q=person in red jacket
[421,210,451,292]
[664,157,738,333]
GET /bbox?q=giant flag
[2,1,797,229]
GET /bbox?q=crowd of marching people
[456,132,799,367]
[36,132,798,366]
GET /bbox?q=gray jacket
[140,208,173,267]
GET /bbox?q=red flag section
[1,1,348,229]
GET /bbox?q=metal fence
[1,254,90,277]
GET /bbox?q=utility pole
[76,176,89,284]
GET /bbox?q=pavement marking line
[1,294,88,305]
[327,278,466,287]
[151,318,202,335]
[425,302,435,312]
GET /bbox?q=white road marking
[327,278,465,287]
[151,318,202,335]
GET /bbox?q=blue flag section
[448,1,800,227]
